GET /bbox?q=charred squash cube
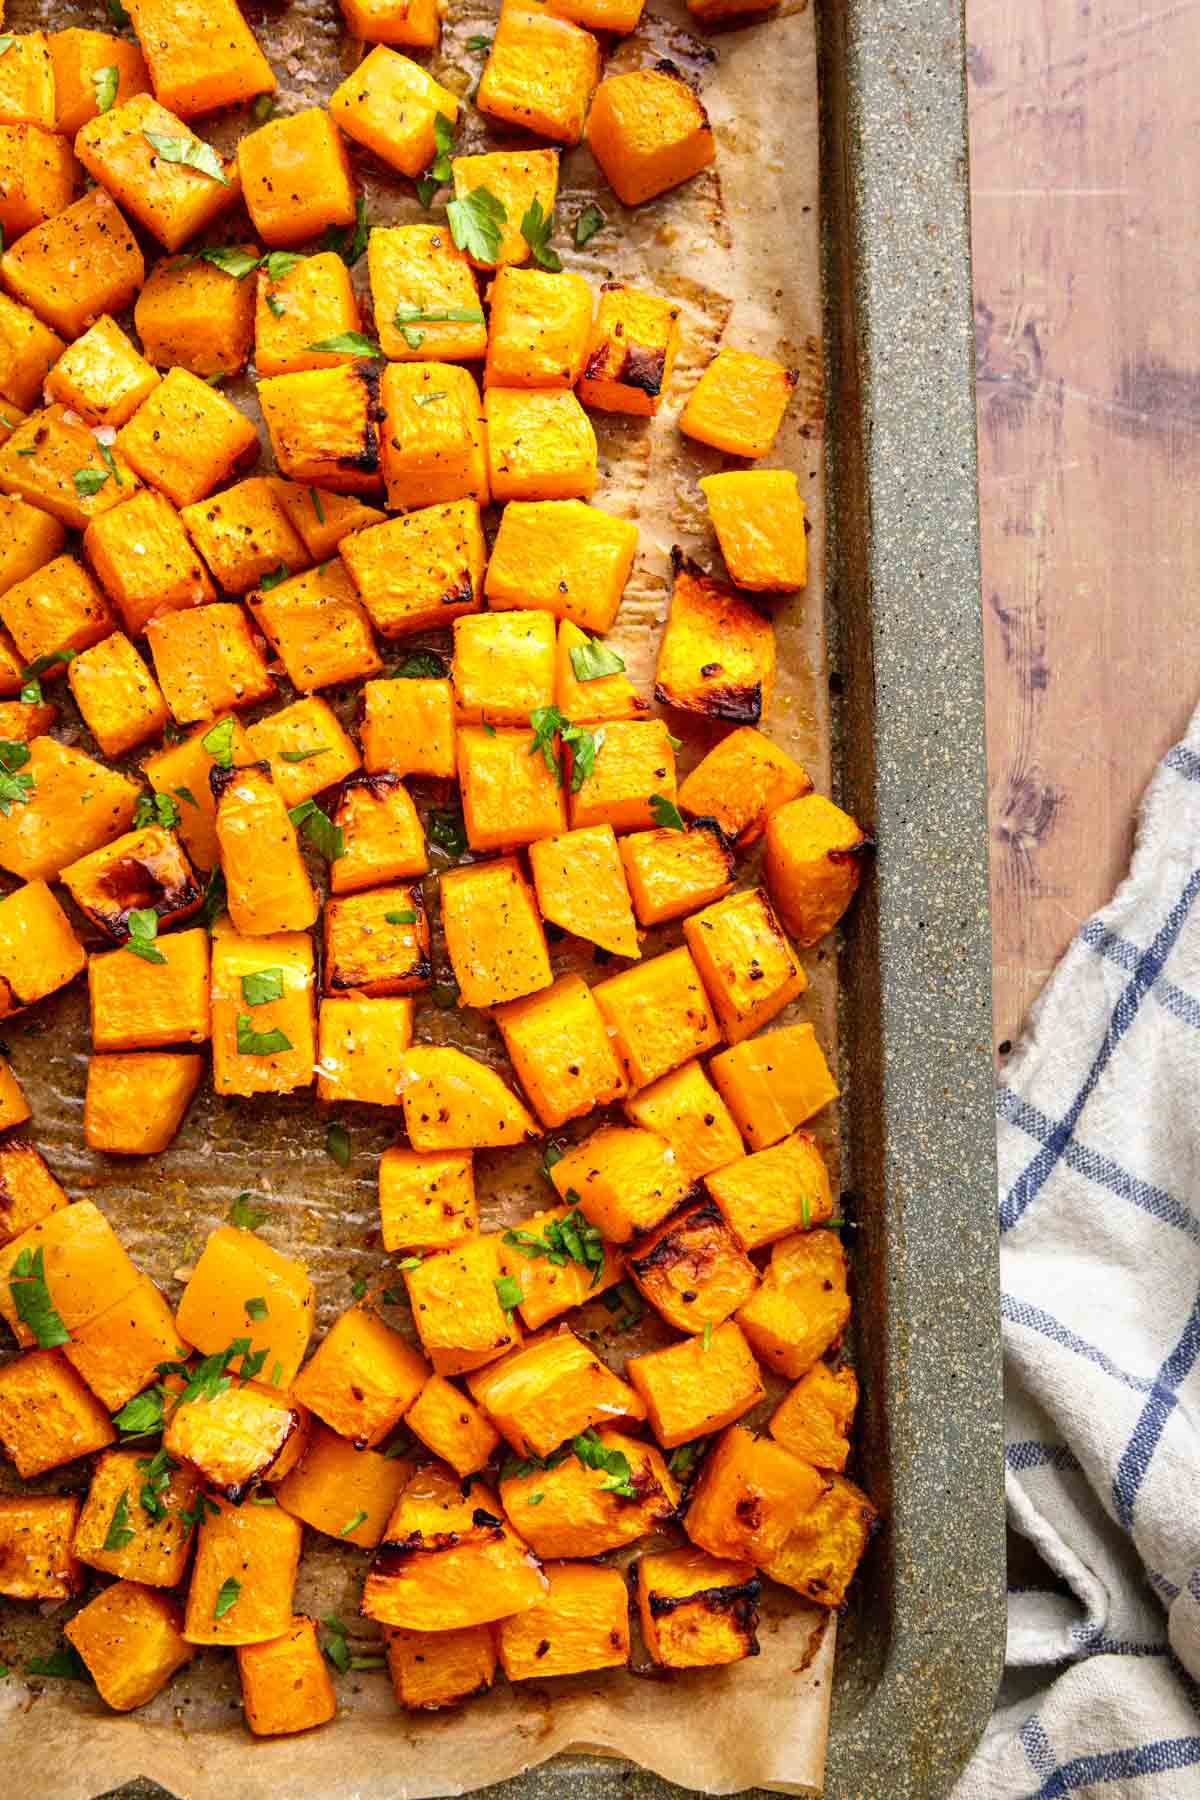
[237,1616,337,1736]
[43,313,158,427]
[61,824,202,943]
[84,488,215,635]
[619,819,734,926]
[126,0,273,116]
[441,856,551,1008]
[586,63,714,206]
[341,499,486,638]
[555,618,649,725]
[175,1223,314,1392]
[679,346,796,459]
[593,944,720,1090]
[550,1121,690,1243]
[339,0,440,48]
[636,1547,759,1668]
[762,1473,877,1608]
[579,283,681,417]
[0,735,138,882]
[499,1427,677,1557]
[403,1233,521,1376]
[405,1372,501,1477]
[568,717,678,833]
[181,478,309,597]
[700,469,807,592]
[485,267,592,390]
[210,922,317,1095]
[0,1141,68,1247]
[248,561,382,694]
[75,95,238,253]
[72,1446,197,1586]
[458,723,567,851]
[0,33,56,129]
[369,223,485,363]
[273,479,385,560]
[497,1199,622,1331]
[528,822,640,960]
[0,188,143,339]
[255,253,364,380]
[67,630,169,757]
[323,884,430,997]
[626,1320,764,1450]
[386,1623,497,1711]
[451,149,559,270]
[184,1495,303,1645]
[84,1050,203,1153]
[0,1347,116,1476]
[330,774,427,893]
[736,1228,850,1379]
[362,1464,546,1630]
[451,610,557,725]
[0,553,114,668]
[655,552,775,724]
[330,48,458,178]
[0,122,79,244]
[63,1274,187,1411]
[142,712,252,872]
[495,972,624,1128]
[0,1494,81,1598]
[0,292,63,412]
[237,107,355,247]
[134,252,255,379]
[89,925,210,1051]
[360,677,456,779]
[274,1422,410,1547]
[683,885,805,1044]
[164,1380,308,1500]
[706,1129,832,1251]
[292,1306,428,1450]
[477,7,601,145]
[710,1021,838,1148]
[496,1560,628,1680]
[769,1362,858,1473]
[0,495,66,598]
[0,1197,140,1344]
[379,363,488,510]
[48,28,150,136]
[683,1422,823,1566]
[468,1327,644,1457]
[214,763,317,935]
[317,995,413,1104]
[398,1045,539,1152]
[677,724,811,848]
[259,362,384,497]
[379,1146,477,1251]
[245,695,360,811]
[0,879,85,1019]
[65,1580,194,1711]
[485,500,636,633]
[118,368,259,509]
[764,791,870,948]
[0,403,136,530]
[627,1196,758,1336]
[485,387,597,502]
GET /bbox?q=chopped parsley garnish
[289,797,344,861]
[494,1274,522,1320]
[125,908,167,965]
[0,740,34,815]
[502,1203,604,1286]
[197,867,227,933]
[178,1492,220,1532]
[213,1576,241,1620]
[201,717,236,768]
[236,1015,293,1056]
[649,793,685,831]
[574,202,605,248]
[143,130,229,184]
[135,1447,176,1519]
[321,193,369,265]
[92,64,118,113]
[572,1428,636,1496]
[393,300,484,350]
[113,1386,166,1438]
[278,744,327,763]
[251,92,275,123]
[9,1246,69,1348]
[415,110,455,209]
[339,1509,368,1537]
[230,1192,269,1230]
[261,250,304,282]
[384,909,417,924]
[520,197,561,272]
[388,650,444,679]
[326,1123,351,1168]
[102,1489,136,1551]
[257,561,290,590]
[241,967,284,1007]
[26,1646,90,1681]
[465,32,492,50]
[569,636,625,682]
[600,1279,643,1332]
[244,1296,268,1320]
[195,244,260,278]
[428,807,467,856]
[305,330,380,357]
[528,705,602,793]
[132,789,182,830]
[447,185,506,263]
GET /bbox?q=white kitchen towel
[953,711,1200,1799]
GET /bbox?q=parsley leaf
[178,1492,219,1531]
[288,797,344,861]
[384,909,416,925]
[649,793,685,831]
[520,197,562,272]
[241,967,284,1007]
[201,717,236,768]
[213,1577,241,1620]
[542,1142,564,1180]
[102,1489,136,1551]
[569,636,625,682]
[321,1616,351,1672]
[197,867,227,933]
[230,1192,268,1231]
[257,565,290,595]
[574,202,605,248]
[447,185,506,263]
[428,808,467,856]
[114,1386,166,1438]
[196,244,259,278]
[105,0,131,27]
[600,1278,643,1332]
[125,908,167,964]
[321,194,369,265]
[251,92,275,123]
[393,301,484,353]
[305,330,380,357]
[387,650,444,679]
[236,1015,292,1056]
[278,744,327,763]
[135,1447,175,1519]
[92,64,118,113]
[266,294,286,318]
[73,463,110,499]
[494,1273,522,1319]
[0,739,34,815]
[466,32,492,49]
[702,1320,713,1350]
[132,789,181,831]
[26,1646,90,1681]
[339,1509,368,1537]
[143,130,229,185]
[9,1246,69,1347]
[261,250,304,282]
[502,1204,605,1285]
[326,1123,351,1168]
[572,1427,636,1496]
[244,1296,268,1320]
[20,650,75,681]
[526,707,601,792]
[309,487,325,524]
[528,704,565,776]
[18,679,41,704]
[668,1440,702,1478]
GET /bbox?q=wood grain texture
[968,0,1200,1052]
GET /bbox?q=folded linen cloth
[954,710,1200,1799]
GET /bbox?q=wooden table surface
[967,0,1200,1052]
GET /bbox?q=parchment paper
[0,0,837,1789]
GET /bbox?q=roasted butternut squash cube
[73,1445,198,1585]
[0,31,55,128]
[769,1362,857,1473]
[323,884,430,997]
[441,856,551,1008]
[399,1048,538,1155]
[555,618,648,725]
[497,1559,628,1679]
[61,823,202,942]
[245,695,359,810]
[497,1199,622,1331]
[636,1547,760,1668]
[379,1146,477,1251]
[164,1380,308,1500]
[484,267,591,391]
[259,362,384,497]
[469,1328,644,1457]
[0,1346,116,1476]
[63,1275,188,1410]
[249,560,381,693]
[184,1495,303,1645]
[0,1493,81,1597]
[176,1223,314,1391]
[678,726,810,848]
[593,945,719,1090]
[0,878,85,1018]
[316,995,413,1104]
[527,823,639,959]
[710,1021,838,1148]
[404,1372,500,1476]
[568,716,677,833]
[764,790,869,949]
[0,1055,29,1128]
[550,1121,690,1243]
[238,1616,337,1736]
[342,498,485,638]
[0,1141,67,1246]
[761,1472,876,1607]
[83,487,216,635]
[379,362,488,509]
[143,712,252,871]
[706,1129,832,1251]
[499,1426,677,1556]
[0,293,63,411]
[275,1422,410,1546]
[293,1306,428,1450]
[0,494,66,597]
[680,345,796,458]
[683,885,805,1044]
[627,1320,764,1449]
[126,0,273,117]
[84,1050,203,1153]
[67,631,168,757]
[369,223,485,363]
[627,1196,758,1335]
[118,368,258,509]
[330,48,458,178]
[0,122,79,243]
[359,677,455,780]
[44,313,158,427]
[478,7,600,145]
[210,921,316,1095]
[254,252,364,378]
[543,0,644,26]
[363,1465,547,1630]
[700,468,807,592]
[458,723,567,851]
[274,479,385,559]
[329,774,427,893]
[237,107,355,247]
[134,250,255,378]
[684,1422,822,1565]
[340,0,440,46]
[0,696,53,740]
[149,603,274,725]
[619,819,733,926]
[451,610,556,726]
[386,1622,496,1710]
[495,972,624,1128]
[66,1580,193,1711]
[586,62,714,206]
[485,387,597,502]
[579,282,681,417]
[0,1197,139,1343]
[736,1228,849,1379]
[403,1234,520,1376]
[0,736,138,882]
[89,925,209,1051]
[181,477,309,597]
[48,29,150,136]
[451,149,559,270]
[75,96,238,253]
[656,553,775,724]
[0,411,136,539]
[0,552,113,669]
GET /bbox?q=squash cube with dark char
[441,856,552,1009]
[450,149,559,270]
[0,122,79,244]
[555,618,649,725]
[379,364,489,510]
[403,1233,521,1376]
[497,1560,629,1680]
[528,822,640,959]
[134,249,256,378]
[237,107,356,247]
[568,716,678,833]
[495,971,625,1128]
[85,488,216,635]
[0,553,113,669]
[385,1622,497,1711]
[340,499,486,637]
[0,292,63,412]
[83,1051,204,1154]
[368,222,486,363]
[619,819,734,927]
[467,1326,645,1458]
[0,1347,116,1477]
[89,924,210,1051]
[48,28,150,136]
[627,1319,764,1449]
[183,1495,303,1645]
[63,1274,188,1411]
[323,884,431,996]
[624,1059,743,1185]
[292,1305,429,1449]
[404,1372,501,1477]
[0,1493,81,1598]
[378,1146,478,1251]
[0,736,139,882]
[210,922,317,1097]
[735,1227,851,1379]
[549,1121,691,1243]
[245,694,361,811]
[655,551,775,724]
[764,791,871,948]
[0,1141,68,1247]
[329,774,427,892]
[485,267,592,390]
[458,723,568,852]
[0,1196,140,1344]
[0,33,57,130]
[679,346,797,459]
[578,282,681,417]
[706,1129,832,1252]
[163,1379,309,1501]
[182,478,310,596]
[700,469,808,592]
[259,362,385,496]
[0,878,86,1020]
[593,944,720,1091]
[274,1421,411,1546]
[67,631,170,758]
[65,1580,194,1711]
[498,1426,678,1558]
[0,495,66,598]
[125,0,273,116]
[273,478,385,559]
[683,1422,824,1567]
[484,387,597,502]
[117,366,259,509]
[75,94,238,252]
[359,673,456,778]
[142,712,252,872]
[213,762,317,935]
[237,1616,337,1736]
[477,7,601,145]
[0,403,136,529]
[174,1222,314,1392]
[709,1021,838,1149]
[397,1046,539,1152]
[677,727,810,848]
[683,884,806,1045]
[254,253,365,379]
[329,47,458,178]
[627,1196,759,1336]
[316,995,414,1105]
[496,1198,623,1330]
[73,1446,199,1586]
[43,314,157,427]
[451,609,557,725]
[769,1362,858,1473]
[60,824,203,943]
[0,187,144,339]
[761,1472,878,1608]
[248,561,382,693]
[636,1546,760,1668]
[586,62,715,206]
[484,499,637,633]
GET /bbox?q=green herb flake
[173,785,199,808]
[388,650,444,679]
[309,487,325,524]
[106,0,131,28]
[235,1014,293,1056]
[502,1204,605,1286]
[278,744,327,763]
[321,193,369,265]
[527,1491,545,1506]
[466,32,492,50]
[73,463,110,499]
[350,1275,366,1300]
[649,792,685,831]
[10,1246,70,1348]
[241,966,285,1007]
[197,866,227,934]
[251,92,275,123]
[572,1427,636,1497]
[600,1278,643,1333]
[326,1122,351,1168]
[201,716,236,768]
[569,636,625,682]
[243,1296,268,1320]
[0,739,34,816]
[270,1360,283,1386]
[266,295,286,318]
[102,1488,136,1552]
[447,185,507,264]
[125,907,167,965]
[143,130,229,185]
[574,202,605,248]
[17,677,40,705]
[542,1142,564,1179]
[520,197,561,272]
[667,1440,702,1478]
[261,251,304,283]
[384,908,417,925]
[339,1509,368,1538]
[135,1446,175,1519]
[494,1273,522,1320]
[92,63,119,113]
[394,301,484,330]
[197,244,259,279]
[321,1616,351,1673]
[257,561,290,590]
[288,796,344,861]
[132,789,181,830]
[702,1320,713,1351]
[0,36,14,54]
[397,1254,423,1271]
[178,1492,220,1532]
[428,807,467,856]
[800,1190,811,1230]
[213,1576,241,1620]
[305,330,380,357]
[114,1386,166,1438]
[26,1646,90,1681]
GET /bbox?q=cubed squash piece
[451,149,559,270]
[586,63,715,206]
[0,695,52,736]
[293,1307,428,1449]
[0,494,66,597]
[0,123,79,244]
[360,676,455,779]
[543,0,644,27]
[0,1141,67,1246]
[0,553,113,667]
[402,1234,520,1376]
[764,791,870,947]
[0,878,85,1018]
[65,1580,193,1711]
[477,8,601,145]
[451,610,556,725]
[248,561,382,693]
[497,1199,622,1331]
[593,944,719,1090]
[72,1445,198,1586]
[44,313,158,427]
[60,824,202,942]
[89,925,209,1050]
[399,1046,539,1154]
[0,1493,81,1597]
[259,362,383,496]
[458,723,567,851]
[619,819,734,926]
[330,774,427,893]
[148,602,274,724]
[497,1560,628,1679]
[164,1380,308,1499]
[495,972,624,1128]
[63,1274,188,1410]
[528,823,639,959]
[0,404,136,530]
[0,32,55,128]
[118,368,259,508]
[636,1547,760,1669]
[143,712,252,871]
[710,1021,838,1148]
[549,1122,690,1243]
[181,477,309,596]
[75,96,238,253]
[627,1196,758,1335]
[134,250,255,378]
[485,386,596,501]
[274,1422,410,1546]
[700,469,807,592]
[316,995,413,1104]
[238,1616,337,1736]
[683,1422,823,1565]
[379,1146,477,1252]
[245,695,360,810]
[210,922,316,1095]
[378,363,488,510]
[404,1372,499,1477]
[329,48,457,178]
[499,1427,677,1557]
[369,223,485,363]
[485,267,591,390]
[555,618,649,725]
[83,487,216,634]
[364,1466,547,1631]
[84,1050,203,1153]
[0,1347,116,1476]
[568,716,677,833]
[735,1228,850,1379]
[441,856,551,1008]
[578,282,681,416]
[341,499,485,638]
[627,1320,764,1450]
[184,1495,303,1645]
[323,884,430,997]
[707,1130,832,1251]
[68,631,169,756]
[0,1056,29,1128]
[468,1328,644,1457]
[254,251,364,378]
[679,346,797,458]
[0,736,138,882]
[386,1623,496,1711]
[656,552,775,724]
[0,292,63,410]
[175,1223,314,1391]
[0,1197,139,1343]
[126,0,273,116]
[274,479,384,559]
[678,725,811,848]
[683,885,805,1043]
[237,107,355,247]
[48,29,150,136]
[2,185,142,339]
[340,0,440,46]
[769,1362,857,1473]
[760,1473,877,1608]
